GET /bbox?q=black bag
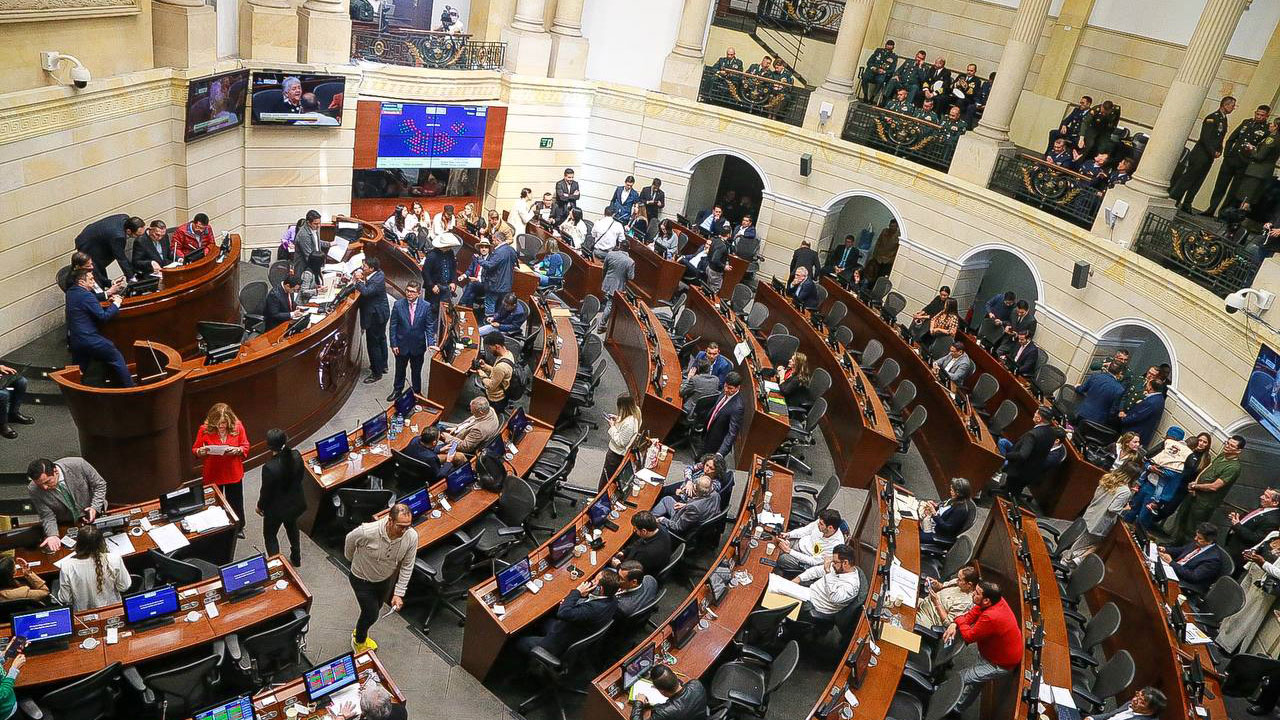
[499,357,530,404]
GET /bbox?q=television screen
[184,70,248,142]
[376,103,488,169]
[250,72,344,126]
[1243,343,1280,442]
[304,654,359,701]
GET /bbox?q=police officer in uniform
[1204,104,1271,218]
[863,40,897,103]
[1048,96,1092,152]
[1170,96,1233,214]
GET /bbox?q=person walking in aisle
[259,428,307,567]
[345,504,417,653]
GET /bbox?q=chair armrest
[913,624,943,642]
[530,646,563,672]
[1069,646,1099,668]
[18,699,42,720]
[1073,688,1103,711]
[738,644,775,666]
[1063,608,1087,626]
[122,666,147,693]
[726,688,761,710]
[900,666,936,695]
[497,526,525,537]
[225,633,244,664]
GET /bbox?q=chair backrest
[439,530,487,585]
[875,358,900,390]
[970,373,999,410]
[860,339,883,368]
[496,476,537,528]
[734,234,761,259]
[764,640,801,695]
[1202,575,1245,624]
[143,648,223,715]
[1053,385,1082,419]
[812,475,841,517]
[559,618,615,675]
[834,325,854,349]
[745,303,769,331]
[1034,364,1067,397]
[741,603,796,648]
[900,405,928,442]
[987,399,1019,436]
[1090,650,1135,705]
[40,661,123,720]
[813,284,829,310]
[267,260,291,286]
[923,675,966,720]
[1218,549,1236,579]
[881,292,907,323]
[334,488,396,525]
[688,509,730,552]
[869,277,891,303]
[578,294,601,326]
[770,322,788,337]
[673,308,698,337]
[1048,518,1088,557]
[730,284,753,315]
[579,333,603,366]
[517,233,541,263]
[825,301,848,328]
[805,398,828,432]
[1082,601,1121,651]
[924,334,952,363]
[148,549,206,585]
[239,281,269,316]
[766,334,800,367]
[974,315,998,341]
[555,251,573,277]
[1065,553,1106,601]
[890,380,916,414]
[242,610,310,676]
[980,320,1005,347]
[809,367,833,400]
[656,541,686,584]
[940,535,975,579]
[0,597,45,624]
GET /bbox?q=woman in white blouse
[512,188,536,230]
[55,525,130,612]
[559,208,587,250]
[1217,534,1280,652]
[600,394,643,488]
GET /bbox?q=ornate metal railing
[755,0,843,37]
[698,65,812,127]
[1134,210,1262,297]
[841,102,961,172]
[351,24,505,71]
[988,153,1104,229]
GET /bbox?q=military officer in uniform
[1048,96,1092,152]
[1045,138,1075,168]
[1204,104,1271,218]
[711,48,742,73]
[1236,118,1280,208]
[747,54,773,76]
[885,88,914,116]
[863,40,897,103]
[915,98,941,125]
[937,106,968,144]
[881,50,928,107]
[950,64,981,118]
[1170,96,1233,214]
[1078,100,1120,158]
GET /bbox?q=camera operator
[474,334,514,414]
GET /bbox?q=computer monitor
[507,407,531,444]
[123,584,180,628]
[92,513,129,533]
[219,554,269,599]
[283,313,312,338]
[362,413,388,444]
[621,643,655,690]
[160,480,206,519]
[588,496,612,527]
[304,653,360,703]
[670,602,700,649]
[194,695,256,720]
[483,434,507,459]
[733,524,753,566]
[12,606,73,654]
[314,431,351,467]
[125,276,160,297]
[394,389,417,418]
[446,463,477,499]
[400,487,431,523]
[708,561,732,607]
[548,527,577,567]
[197,321,245,365]
[184,246,208,264]
[497,557,532,599]
[0,524,42,552]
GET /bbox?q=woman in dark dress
[258,428,307,567]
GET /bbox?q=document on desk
[893,494,920,520]
[636,469,664,484]
[878,623,921,653]
[1183,622,1214,645]
[734,341,752,365]
[1050,686,1076,708]
[327,684,360,712]
[326,238,350,262]
[766,573,811,604]
[105,533,136,556]
[184,507,232,533]
[629,679,669,705]
[148,523,190,553]
[888,565,919,608]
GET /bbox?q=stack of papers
[629,679,669,705]
[148,523,190,553]
[766,573,812,603]
[105,533,136,556]
[185,506,232,533]
[888,564,919,608]
[757,511,785,529]
[326,238,351,262]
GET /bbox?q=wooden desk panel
[670,222,747,301]
[534,223,603,307]
[427,306,481,414]
[605,296,684,443]
[213,650,405,720]
[628,240,684,306]
[453,226,540,303]
[528,297,578,426]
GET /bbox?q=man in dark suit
[1117,379,1166,446]
[1158,523,1227,596]
[608,175,641,224]
[823,235,860,279]
[264,274,302,332]
[994,300,1037,355]
[790,239,820,279]
[614,510,674,577]
[1001,406,1055,498]
[65,268,133,387]
[75,214,138,288]
[129,220,172,278]
[702,372,744,458]
[787,266,820,310]
[515,570,620,657]
[999,330,1040,379]
[1074,365,1126,426]
[639,178,665,235]
[1224,487,1280,569]
[352,257,390,384]
[388,280,431,401]
[553,168,580,223]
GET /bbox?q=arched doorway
[953,247,1042,325]
[683,152,766,227]
[1090,322,1175,389]
[817,193,901,281]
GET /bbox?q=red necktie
[1178,545,1207,565]
[708,395,729,429]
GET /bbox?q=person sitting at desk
[702,373,744,458]
[483,209,515,243]
[1083,687,1166,720]
[55,524,130,612]
[67,252,124,302]
[66,268,132,387]
[0,556,49,602]
[823,234,860,280]
[994,300,1037,356]
[130,220,172,278]
[383,205,419,253]
[533,237,564,287]
[193,402,250,536]
[26,456,108,553]
[917,565,979,628]
[794,543,861,623]
[651,476,719,537]
[459,240,489,310]
[777,508,844,577]
[171,212,215,262]
[402,426,445,480]
[614,511,673,577]
[336,679,408,720]
[1158,522,1228,596]
[997,330,1039,379]
[943,580,1023,711]
[686,342,732,388]
[292,210,326,280]
[921,298,960,349]
[787,266,819,310]
[698,205,730,237]
[633,665,707,720]
[730,214,756,252]
[264,274,303,332]
[920,477,973,549]
[660,454,726,503]
[590,206,625,259]
[932,340,975,385]
[775,351,813,408]
[653,219,680,260]
[474,335,515,414]
[1224,487,1280,571]
[0,363,32,440]
[615,560,658,617]
[485,293,527,337]
[703,228,732,296]
[438,398,501,465]
[515,570,621,657]
[345,505,418,654]
[680,358,721,417]
[260,428,306,568]
[389,281,431,402]
[558,208,587,251]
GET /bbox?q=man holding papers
[25,457,109,553]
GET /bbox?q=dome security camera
[40,51,89,89]
[1226,288,1276,315]
[69,64,90,89]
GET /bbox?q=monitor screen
[394,389,417,417]
[123,585,180,625]
[733,524,753,566]
[12,606,72,643]
[194,695,256,720]
[250,72,345,126]
[446,463,477,496]
[376,103,488,169]
[621,643,655,690]
[219,554,269,595]
[362,413,388,444]
[548,527,576,566]
[670,602,700,648]
[507,407,531,443]
[401,487,431,520]
[497,557,531,598]
[184,70,248,142]
[588,496,612,527]
[304,653,359,702]
[315,431,351,464]
[483,434,507,459]
[1242,343,1280,442]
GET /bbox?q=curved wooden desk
[101,234,242,364]
[821,277,1002,496]
[585,457,792,720]
[605,294,683,443]
[427,306,481,414]
[334,218,418,297]
[629,240,685,306]
[528,296,580,426]
[456,225,540,303]
[219,650,405,720]
[753,283,898,487]
[670,221,748,301]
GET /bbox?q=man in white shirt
[777,509,844,576]
[1083,687,1165,720]
[795,544,861,620]
[431,204,456,241]
[591,206,624,259]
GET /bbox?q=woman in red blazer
[192,402,249,536]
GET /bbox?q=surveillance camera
[1226,288,1277,314]
[1226,290,1246,314]
[42,51,89,88]
[70,65,89,88]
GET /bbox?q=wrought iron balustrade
[351,24,506,71]
[698,65,812,128]
[756,0,842,38]
[989,153,1104,229]
[841,102,961,171]
[1134,211,1262,297]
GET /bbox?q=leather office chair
[387,450,438,494]
[21,662,123,720]
[1067,601,1120,668]
[730,284,753,315]
[148,548,217,584]
[709,639,799,718]
[1193,575,1244,635]
[790,474,839,529]
[331,488,396,539]
[413,530,486,632]
[1071,649,1134,713]
[986,399,1019,437]
[225,608,310,688]
[239,281,269,334]
[824,300,848,330]
[462,476,537,558]
[124,641,226,718]
[885,380,917,426]
[519,619,616,720]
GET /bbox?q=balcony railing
[841,102,961,172]
[1134,210,1262,297]
[351,23,506,71]
[756,0,843,38]
[989,153,1104,229]
[698,66,812,127]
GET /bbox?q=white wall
[984,0,1067,16]
[1088,0,1279,61]
[580,0,683,91]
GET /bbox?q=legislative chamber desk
[527,221,603,306]
[427,305,481,414]
[803,478,918,720]
[820,277,1002,495]
[586,457,792,720]
[605,295,683,443]
[339,217,420,296]
[456,225,540,302]
[528,296,580,426]
[628,240,684,306]
[18,485,237,578]
[1088,524,1229,720]
[461,452,674,680]
[217,650,405,720]
[670,221,748,301]
[959,331,1103,520]
[10,555,310,689]
[753,283,898,487]
[52,289,364,504]
[104,234,243,364]
[683,286,791,469]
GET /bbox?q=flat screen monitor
[362,412,388,444]
[219,554,269,596]
[376,103,489,169]
[123,584,180,626]
[314,431,351,466]
[197,321,245,365]
[708,563,732,607]
[588,496,612,527]
[395,389,417,417]
[282,314,311,338]
[446,463,477,498]
[160,480,206,518]
[548,527,576,567]
[497,557,531,598]
[670,602,700,649]
[483,434,507,459]
[184,69,248,142]
[12,606,72,645]
[304,653,359,702]
[401,487,431,522]
[1242,343,1280,442]
[621,643,655,690]
[733,524,753,566]
[194,695,256,720]
[250,72,345,127]
[507,407,531,443]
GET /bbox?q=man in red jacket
[941,580,1023,710]
[171,212,215,261]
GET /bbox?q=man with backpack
[474,334,525,415]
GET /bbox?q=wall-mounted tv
[1243,343,1280,442]
[250,72,345,127]
[375,103,488,169]
[184,70,249,142]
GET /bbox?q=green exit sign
[539,137,554,149]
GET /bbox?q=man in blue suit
[1118,378,1166,445]
[1158,522,1227,597]
[388,281,431,402]
[608,175,640,224]
[702,372,744,458]
[686,342,733,388]
[484,293,527,336]
[999,330,1040,379]
[352,257,390,384]
[1074,365,1126,426]
[478,233,517,316]
[787,265,820,310]
[515,570,621,657]
[74,214,139,289]
[65,268,133,387]
[263,274,302,332]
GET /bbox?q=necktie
[708,395,729,430]
[409,301,416,325]
[1179,545,1207,565]
[56,480,77,516]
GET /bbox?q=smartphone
[5,637,28,661]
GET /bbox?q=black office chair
[613,587,666,649]
[743,303,769,337]
[833,325,854,352]
[969,373,999,415]
[239,281,269,334]
[881,292,907,326]
[148,548,217,584]
[790,474,839,529]
[124,641,226,719]
[654,541,687,588]
[331,487,396,538]
[921,534,973,581]
[735,604,796,655]
[885,405,927,480]
[517,233,541,264]
[889,674,965,720]
[20,661,123,720]
[1038,517,1087,570]
[674,394,719,453]
[856,339,883,370]
[765,334,800,367]
[0,597,46,624]
[1194,575,1245,634]
[788,368,832,421]
[986,399,1018,437]
[1068,601,1120,668]
[225,608,310,688]
[730,284,753,315]
[873,358,900,400]
[1060,554,1106,627]
[866,277,891,307]
[413,530,486,632]
[885,380,917,427]
[461,475,538,558]
[1033,364,1067,400]
[570,294,601,337]
[824,300,848,329]
[1071,649,1134,713]
[386,450,438,494]
[1222,653,1280,697]
[518,619,616,720]
[771,397,826,476]
[0,523,43,552]
[267,260,291,286]
[709,639,799,717]
[678,509,731,565]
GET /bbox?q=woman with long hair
[534,237,564,287]
[1148,431,1213,524]
[1112,431,1143,469]
[920,477,974,547]
[1064,462,1139,565]
[559,207,587,250]
[193,402,250,536]
[601,394,643,488]
[925,298,960,343]
[778,352,813,407]
[55,525,130,611]
[653,219,680,260]
[0,556,48,602]
[259,428,307,567]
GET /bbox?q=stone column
[239,0,298,62]
[152,0,218,69]
[949,0,1053,185]
[548,0,588,79]
[1032,0,1097,98]
[1092,0,1252,246]
[501,0,553,76]
[804,0,876,132]
[659,0,715,99]
[298,0,351,64]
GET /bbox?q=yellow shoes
[351,630,378,654]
